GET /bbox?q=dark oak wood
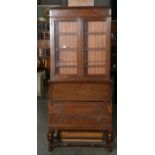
[48,6,111,19]
[47,130,55,151]
[48,101,112,130]
[48,82,112,101]
[48,6,112,152]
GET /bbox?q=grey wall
[38,0,67,5]
[95,0,110,6]
[37,7,44,18]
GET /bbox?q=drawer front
[48,102,112,130]
[48,82,112,101]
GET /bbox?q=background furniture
[47,7,112,151]
[37,71,44,97]
[37,19,50,94]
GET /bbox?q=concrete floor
[37,98,117,155]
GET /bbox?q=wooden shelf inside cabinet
[85,32,106,35]
[56,64,77,68]
[86,64,106,67]
[56,32,77,35]
[84,48,106,51]
[56,48,77,51]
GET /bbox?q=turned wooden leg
[47,130,55,151]
[107,130,113,152]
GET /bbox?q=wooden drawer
[48,82,112,101]
[48,101,112,130]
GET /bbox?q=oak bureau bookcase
[47,6,112,152]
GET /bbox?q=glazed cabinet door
[50,19,80,79]
[83,19,111,79]
[50,17,111,80]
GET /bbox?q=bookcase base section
[47,130,113,152]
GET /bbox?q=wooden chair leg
[107,130,113,152]
[47,130,55,152]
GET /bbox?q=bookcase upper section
[49,7,111,80]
